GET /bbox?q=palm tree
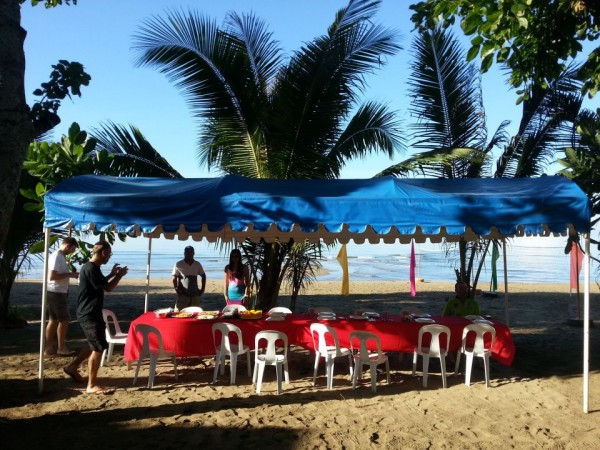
[377,27,509,288]
[558,109,600,237]
[379,26,585,290]
[132,0,404,310]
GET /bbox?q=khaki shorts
[176,294,200,310]
[47,291,70,322]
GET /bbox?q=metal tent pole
[502,238,509,326]
[38,228,51,393]
[144,237,152,313]
[583,234,591,413]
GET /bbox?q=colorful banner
[570,242,584,290]
[410,240,416,297]
[337,244,350,296]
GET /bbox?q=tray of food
[240,310,263,320]
[172,311,194,318]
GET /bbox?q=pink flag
[570,243,584,290]
[410,241,416,297]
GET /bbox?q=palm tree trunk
[256,242,284,311]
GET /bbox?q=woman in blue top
[223,249,250,306]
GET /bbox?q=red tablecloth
[124,313,515,366]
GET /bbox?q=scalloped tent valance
[43,174,591,242]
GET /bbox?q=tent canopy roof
[43,175,591,243]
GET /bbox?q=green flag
[491,241,500,291]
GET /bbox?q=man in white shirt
[172,246,206,310]
[45,237,79,356]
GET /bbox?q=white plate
[266,316,285,321]
[349,315,368,320]
[473,319,494,325]
[414,317,435,324]
[465,315,484,321]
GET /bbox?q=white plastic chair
[180,306,203,313]
[354,309,378,316]
[212,322,251,384]
[412,324,451,388]
[132,324,178,388]
[349,331,390,393]
[268,307,292,314]
[222,304,247,314]
[101,309,128,367]
[252,330,289,394]
[455,323,496,387]
[310,323,353,390]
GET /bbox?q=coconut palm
[132,0,404,310]
[378,26,585,290]
[558,109,600,234]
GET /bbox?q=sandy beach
[2,277,600,449]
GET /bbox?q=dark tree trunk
[0,2,33,321]
[0,1,32,255]
[256,242,285,311]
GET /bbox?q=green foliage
[30,60,90,136]
[132,0,403,309]
[28,0,77,7]
[21,123,103,213]
[132,0,404,180]
[410,0,600,100]
[558,108,600,230]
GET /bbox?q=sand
[2,277,600,449]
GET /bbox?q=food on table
[240,309,263,319]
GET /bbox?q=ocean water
[21,237,596,285]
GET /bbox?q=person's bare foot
[63,366,84,383]
[44,348,56,357]
[56,348,77,357]
[86,386,114,395]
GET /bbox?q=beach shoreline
[2,278,600,448]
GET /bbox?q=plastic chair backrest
[462,323,496,354]
[255,330,288,363]
[418,324,451,356]
[310,323,342,356]
[212,322,244,352]
[354,309,378,316]
[102,309,124,338]
[180,306,203,313]
[222,304,247,314]
[135,324,165,358]
[350,331,383,362]
[268,307,292,314]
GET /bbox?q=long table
[124,313,515,366]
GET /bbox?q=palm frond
[376,147,489,178]
[132,9,279,177]
[408,27,487,152]
[326,101,404,177]
[495,66,584,178]
[268,0,401,178]
[91,121,182,178]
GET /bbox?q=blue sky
[21,0,532,179]
[20,1,595,260]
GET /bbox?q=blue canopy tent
[40,175,592,409]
